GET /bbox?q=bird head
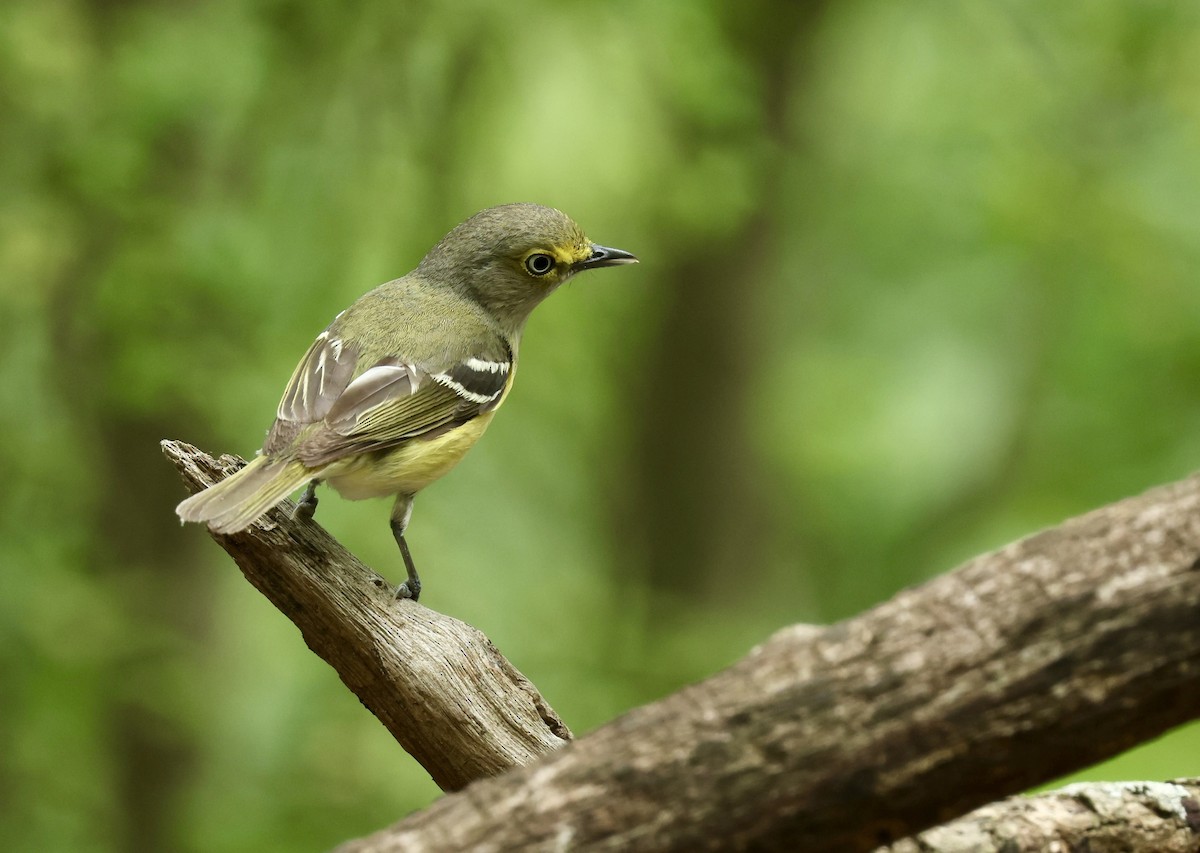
[418,204,637,333]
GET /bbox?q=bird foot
[294,481,319,521]
[394,578,421,602]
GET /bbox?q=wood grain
[162,439,570,793]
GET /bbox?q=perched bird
[177,204,637,600]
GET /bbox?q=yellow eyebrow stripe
[552,242,591,267]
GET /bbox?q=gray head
[417,204,637,331]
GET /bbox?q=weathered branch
[161,440,570,792]
[335,473,1200,852]
[881,778,1200,853]
[166,441,1200,850]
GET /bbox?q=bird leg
[392,530,421,602]
[295,480,320,520]
[390,495,421,601]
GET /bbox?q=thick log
[336,474,1200,852]
[164,441,1200,850]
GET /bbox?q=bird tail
[176,455,314,534]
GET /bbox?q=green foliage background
[3,1,1199,850]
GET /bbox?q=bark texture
[336,474,1200,852]
[161,440,570,792]
[881,778,1200,853]
[165,440,1200,851]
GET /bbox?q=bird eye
[524,253,556,276]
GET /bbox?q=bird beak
[579,244,639,269]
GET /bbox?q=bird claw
[394,578,421,602]
[294,481,319,521]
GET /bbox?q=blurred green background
[3,0,1200,850]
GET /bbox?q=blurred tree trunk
[624,1,828,604]
[48,324,206,853]
[45,151,209,853]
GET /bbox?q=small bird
[177,204,637,600]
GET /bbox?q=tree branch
[165,441,1200,850]
[161,440,570,793]
[881,778,1200,853]
[333,473,1200,852]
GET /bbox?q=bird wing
[263,328,512,467]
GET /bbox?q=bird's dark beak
[579,244,639,269]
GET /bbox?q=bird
[176,203,637,600]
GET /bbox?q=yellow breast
[322,410,498,500]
